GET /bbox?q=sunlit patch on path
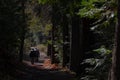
[23,58,61,70]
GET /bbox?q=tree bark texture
[70,15,83,74]
[19,0,26,62]
[110,1,120,80]
[62,15,70,67]
[51,5,57,63]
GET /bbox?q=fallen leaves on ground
[23,59,61,70]
[43,59,60,69]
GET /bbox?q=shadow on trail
[15,62,75,80]
[14,52,75,80]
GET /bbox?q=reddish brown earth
[14,53,75,80]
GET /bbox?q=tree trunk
[19,0,26,62]
[51,25,55,63]
[62,15,70,67]
[19,35,25,62]
[110,0,120,80]
[50,5,57,63]
[47,44,52,56]
[47,33,52,56]
[70,15,83,74]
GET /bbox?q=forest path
[15,52,75,80]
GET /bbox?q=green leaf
[38,0,48,4]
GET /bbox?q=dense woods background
[0,0,119,80]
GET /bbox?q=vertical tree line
[0,0,28,72]
[110,0,120,80]
[0,0,120,79]
[19,0,27,62]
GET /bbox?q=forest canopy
[0,0,119,80]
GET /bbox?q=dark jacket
[29,50,36,57]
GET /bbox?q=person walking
[29,48,36,64]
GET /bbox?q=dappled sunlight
[43,59,60,69]
[23,58,60,70]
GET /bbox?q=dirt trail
[15,52,75,80]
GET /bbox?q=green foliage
[25,1,51,47]
[78,0,105,18]
[38,0,48,4]
[93,45,111,55]
[78,0,116,49]
[78,0,117,21]
[28,15,42,33]
[44,24,52,36]
[38,0,58,4]
[80,46,111,80]
[35,1,115,80]
[77,1,116,80]
[78,8,103,18]
[47,40,52,45]
[36,44,47,53]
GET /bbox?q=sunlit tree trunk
[110,0,120,80]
